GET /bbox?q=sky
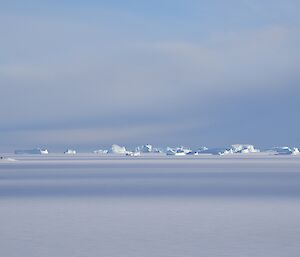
[0,0,300,152]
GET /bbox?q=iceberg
[64,149,76,155]
[292,148,300,155]
[231,144,260,154]
[272,147,293,155]
[15,148,48,154]
[197,147,209,153]
[135,145,163,154]
[218,144,260,155]
[93,149,109,154]
[219,149,235,155]
[166,147,176,155]
[110,144,127,154]
[136,144,153,153]
[270,146,300,155]
[166,146,192,156]
[126,151,141,157]
[192,144,260,156]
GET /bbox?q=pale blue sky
[0,0,299,151]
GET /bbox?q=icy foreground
[1,155,300,257]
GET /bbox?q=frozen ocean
[1,154,300,257]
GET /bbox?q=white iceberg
[110,144,127,154]
[64,149,76,155]
[15,148,48,154]
[218,144,260,155]
[231,144,260,154]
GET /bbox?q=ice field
[1,154,300,257]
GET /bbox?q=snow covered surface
[1,154,300,257]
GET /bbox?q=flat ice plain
[1,154,300,257]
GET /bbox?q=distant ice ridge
[14,148,48,154]
[64,149,76,155]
